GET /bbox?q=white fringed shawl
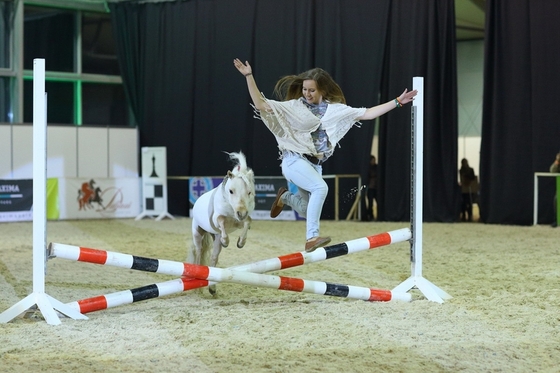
[253,97,367,157]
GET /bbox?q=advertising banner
[0,179,33,222]
[46,178,59,220]
[58,177,140,220]
[252,178,301,221]
[188,176,298,221]
[0,178,62,222]
[136,147,173,220]
[188,177,223,215]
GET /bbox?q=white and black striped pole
[61,228,412,314]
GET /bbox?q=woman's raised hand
[398,89,418,105]
[233,58,252,76]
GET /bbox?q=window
[82,82,129,126]
[82,12,120,75]
[23,80,74,124]
[24,6,75,72]
[0,0,13,69]
[3,2,130,126]
[0,0,14,122]
[0,77,11,122]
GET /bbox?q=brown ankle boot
[305,236,331,252]
[270,187,288,218]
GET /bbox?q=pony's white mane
[227,151,248,173]
[225,151,254,187]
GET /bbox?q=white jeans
[280,153,328,240]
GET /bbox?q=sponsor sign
[0,179,33,222]
[252,179,300,220]
[188,177,299,221]
[137,147,171,219]
[58,177,140,219]
[188,177,223,207]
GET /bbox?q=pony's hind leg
[189,226,205,264]
[207,235,223,296]
[237,216,252,248]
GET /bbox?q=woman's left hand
[398,89,418,105]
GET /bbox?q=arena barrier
[48,228,412,313]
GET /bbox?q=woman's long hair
[273,68,346,104]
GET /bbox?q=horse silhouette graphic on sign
[77,179,105,210]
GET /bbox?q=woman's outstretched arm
[358,89,418,121]
[233,58,270,112]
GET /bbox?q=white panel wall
[47,125,77,178]
[109,128,138,177]
[11,125,33,179]
[0,125,11,178]
[0,123,138,179]
[77,127,109,177]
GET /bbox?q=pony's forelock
[224,151,254,193]
[225,151,249,175]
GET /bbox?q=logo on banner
[77,179,131,214]
[0,184,21,193]
[189,177,216,205]
[0,179,33,215]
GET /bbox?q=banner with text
[0,179,33,222]
[188,176,299,220]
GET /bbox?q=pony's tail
[187,232,213,266]
[186,240,196,263]
[224,151,247,174]
[200,233,213,266]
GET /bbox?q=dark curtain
[378,0,459,222]
[109,0,392,216]
[109,0,458,221]
[481,0,560,225]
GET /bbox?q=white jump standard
[392,77,451,303]
[0,59,87,325]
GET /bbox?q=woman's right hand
[233,58,269,111]
[233,58,252,76]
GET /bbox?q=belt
[304,154,321,165]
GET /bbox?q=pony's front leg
[237,216,252,248]
[216,215,230,247]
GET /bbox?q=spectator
[459,158,476,222]
[362,155,378,221]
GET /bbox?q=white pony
[188,151,255,295]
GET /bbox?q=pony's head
[223,151,255,221]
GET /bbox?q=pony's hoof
[208,285,217,296]
[221,239,229,248]
[237,237,246,248]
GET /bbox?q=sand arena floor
[1,218,559,372]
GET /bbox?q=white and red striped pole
[229,228,410,273]
[52,228,412,312]
[66,278,209,314]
